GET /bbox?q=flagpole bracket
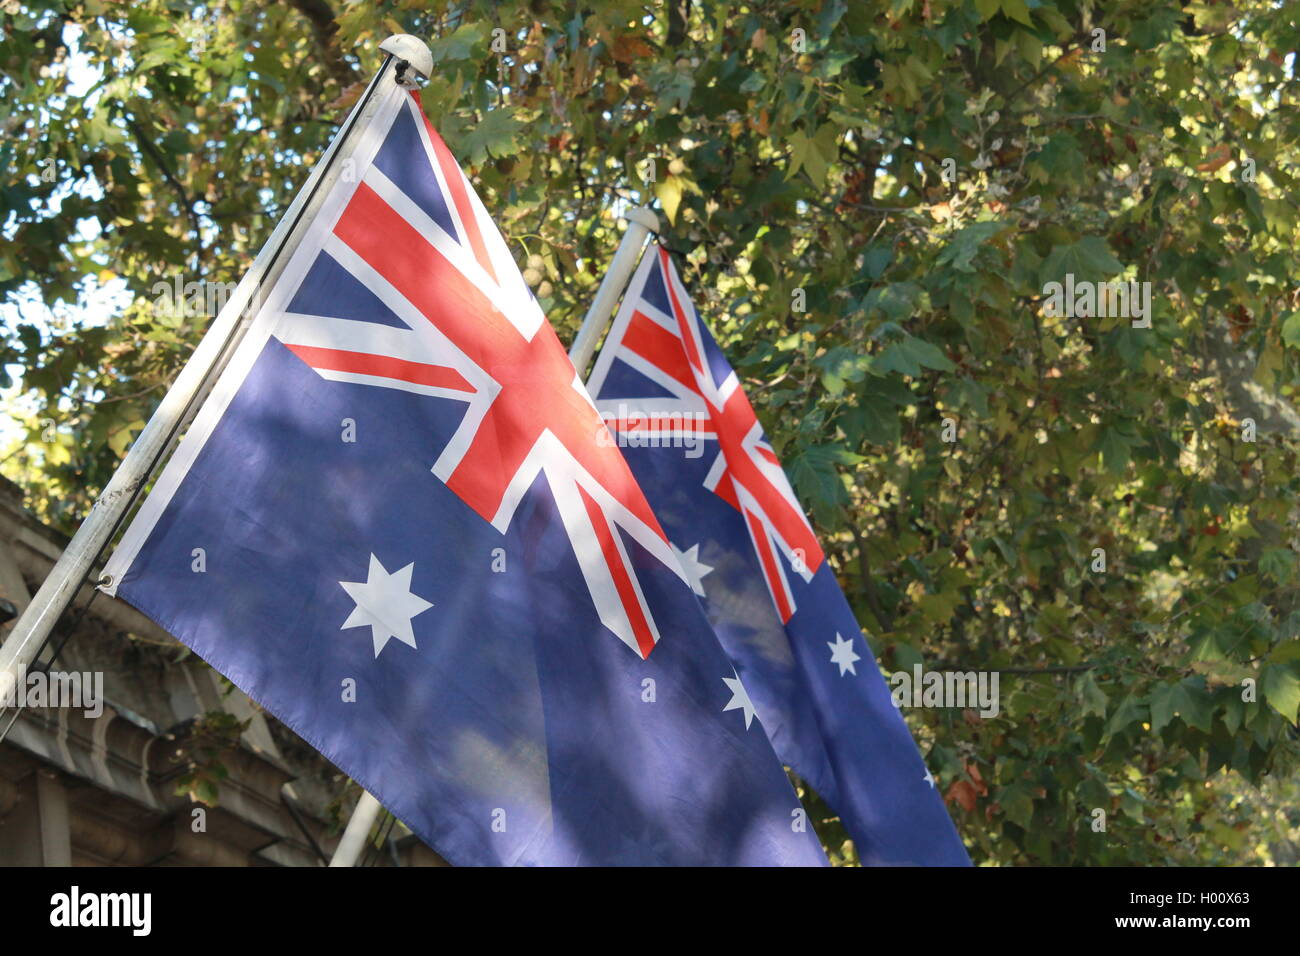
[380,34,434,89]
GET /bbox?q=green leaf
[1281,312,1300,349]
[787,444,863,517]
[651,67,695,112]
[108,419,143,456]
[1149,678,1214,734]
[1039,237,1125,285]
[1187,629,1226,662]
[948,378,989,416]
[1096,427,1134,475]
[843,391,901,447]
[1077,671,1109,718]
[814,347,870,395]
[1262,666,1300,725]
[903,337,956,372]
[1000,0,1034,27]
[1103,692,1147,740]
[1260,547,1297,584]
[991,535,1017,565]
[999,782,1035,828]
[936,221,1005,273]
[1120,787,1146,822]
[1078,776,1110,811]
[891,640,924,672]
[873,335,954,377]
[862,245,892,280]
[429,22,488,63]
[1267,640,1300,665]
[874,342,920,377]
[655,175,684,225]
[460,108,524,163]
[786,127,831,187]
[862,282,924,322]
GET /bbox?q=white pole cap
[624,206,660,233]
[379,34,434,87]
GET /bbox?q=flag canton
[590,246,826,623]
[268,92,690,660]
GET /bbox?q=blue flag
[586,243,970,865]
[102,82,827,866]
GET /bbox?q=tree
[2,0,1298,864]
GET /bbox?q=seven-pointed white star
[339,553,434,658]
[672,542,714,597]
[827,632,861,676]
[923,768,935,788]
[722,671,757,729]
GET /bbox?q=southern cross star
[672,542,714,597]
[722,670,757,730]
[339,553,434,657]
[827,632,861,677]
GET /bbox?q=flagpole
[567,206,659,377]
[329,790,384,867]
[0,36,434,716]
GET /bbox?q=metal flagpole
[0,36,434,718]
[567,207,659,377]
[329,790,384,867]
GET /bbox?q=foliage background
[2,0,1298,864]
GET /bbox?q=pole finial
[625,206,659,233]
[379,34,434,88]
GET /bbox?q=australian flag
[586,243,970,865]
[101,80,827,866]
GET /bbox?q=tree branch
[125,117,204,254]
[287,0,359,87]
[849,523,894,633]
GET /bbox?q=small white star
[923,768,935,788]
[339,553,434,658]
[672,542,714,597]
[827,632,861,676]
[722,671,757,730]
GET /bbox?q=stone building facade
[0,477,444,866]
